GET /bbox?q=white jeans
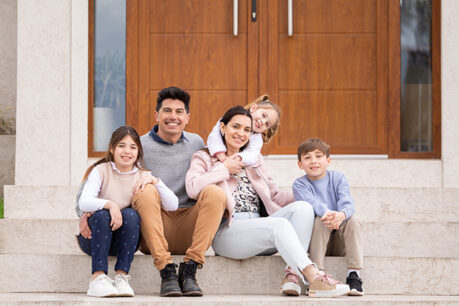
[212,201,315,280]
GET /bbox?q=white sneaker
[114,274,135,297]
[87,274,118,297]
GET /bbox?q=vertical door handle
[288,0,293,36]
[251,0,257,22]
[233,0,238,36]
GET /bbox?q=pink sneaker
[280,268,301,296]
[308,272,350,298]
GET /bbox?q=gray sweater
[140,129,205,208]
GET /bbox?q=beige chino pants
[308,215,364,270]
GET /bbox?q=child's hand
[321,210,337,230]
[133,175,159,195]
[79,212,93,239]
[216,152,227,162]
[223,154,243,174]
[106,201,123,231]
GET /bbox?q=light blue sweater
[292,170,355,219]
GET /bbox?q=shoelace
[285,268,300,284]
[115,274,131,282]
[316,273,342,285]
[183,262,198,280]
[160,263,178,281]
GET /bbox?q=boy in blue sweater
[292,138,364,296]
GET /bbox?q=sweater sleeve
[78,167,109,212]
[186,151,230,199]
[335,174,355,219]
[292,178,329,217]
[155,179,179,211]
[238,133,264,166]
[206,119,226,156]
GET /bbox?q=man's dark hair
[156,86,190,113]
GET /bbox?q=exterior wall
[15,0,87,186]
[442,0,459,188]
[0,0,17,196]
[11,0,459,188]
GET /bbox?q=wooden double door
[127,0,388,154]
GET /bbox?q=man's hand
[223,154,243,174]
[79,212,93,239]
[133,175,159,195]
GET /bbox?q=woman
[185,106,349,298]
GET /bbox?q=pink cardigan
[185,150,294,219]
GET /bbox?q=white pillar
[442,0,459,188]
[16,0,88,186]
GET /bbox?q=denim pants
[212,201,315,281]
[78,207,140,274]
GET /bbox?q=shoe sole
[281,283,301,296]
[160,291,182,297]
[348,289,364,296]
[182,291,203,296]
[308,285,350,298]
[87,292,118,298]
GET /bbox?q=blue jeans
[78,208,140,274]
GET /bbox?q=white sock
[347,269,360,277]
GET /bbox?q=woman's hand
[216,152,228,162]
[79,212,93,239]
[223,154,243,174]
[105,201,123,231]
[133,175,159,195]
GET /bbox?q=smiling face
[250,106,279,134]
[220,114,252,155]
[155,98,190,143]
[297,149,331,180]
[110,135,139,172]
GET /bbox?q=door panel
[127,0,389,154]
[127,0,255,137]
[264,0,388,154]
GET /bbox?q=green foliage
[0,197,3,219]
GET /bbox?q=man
[132,86,227,297]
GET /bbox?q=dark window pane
[93,0,126,151]
[400,0,432,152]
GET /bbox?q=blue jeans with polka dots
[78,208,140,274]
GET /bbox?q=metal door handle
[288,0,293,36]
[233,0,238,36]
[252,0,257,22]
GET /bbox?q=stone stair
[1,158,458,304]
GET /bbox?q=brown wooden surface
[266,0,388,154]
[119,0,441,157]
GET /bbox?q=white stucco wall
[442,0,459,188]
[15,0,87,186]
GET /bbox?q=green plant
[0,197,4,219]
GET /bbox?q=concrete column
[16,0,72,185]
[442,0,459,188]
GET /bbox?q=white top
[78,162,178,212]
[206,119,264,166]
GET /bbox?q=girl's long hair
[82,126,145,181]
[245,94,281,143]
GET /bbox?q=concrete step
[4,185,459,221]
[0,254,457,295]
[264,157,442,188]
[1,293,458,306]
[1,218,457,258]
